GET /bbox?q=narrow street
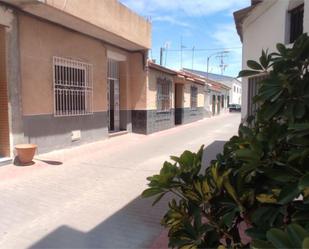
[0,113,240,249]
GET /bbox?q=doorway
[107,59,120,132]
[174,84,183,125]
[212,95,216,115]
[217,95,221,114]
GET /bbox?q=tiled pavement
[0,113,240,249]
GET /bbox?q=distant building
[184,69,242,106]
[182,69,232,116]
[137,62,206,134]
[234,0,309,120]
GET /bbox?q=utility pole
[206,51,229,78]
[192,46,195,70]
[164,42,170,66]
[180,36,186,69]
[160,47,164,66]
[180,37,183,69]
[216,52,229,75]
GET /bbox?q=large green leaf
[238,70,261,78]
[245,228,267,240]
[303,238,309,249]
[264,169,297,183]
[142,187,163,198]
[251,239,275,249]
[266,228,293,248]
[287,223,309,248]
[278,183,300,205]
[299,173,309,190]
[247,60,263,70]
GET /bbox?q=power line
[160,47,241,52]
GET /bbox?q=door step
[108,130,128,138]
[0,157,12,166]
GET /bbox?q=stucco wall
[183,82,204,108]
[19,14,107,115]
[197,85,205,107]
[230,82,242,105]
[45,0,151,49]
[241,0,308,118]
[147,68,174,110]
[129,53,147,110]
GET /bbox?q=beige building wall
[183,83,202,107]
[197,85,205,107]
[147,68,174,110]
[19,14,107,115]
[129,53,147,110]
[183,83,191,108]
[45,0,151,49]
[182,82,204,108]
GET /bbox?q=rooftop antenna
[216,51,229,75]
[164,42,170,66]
[180,36,186,69]
[192,46,195,70]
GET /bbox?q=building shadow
[202,140,226,170]
[28,194,171,249]
[27,141,226,249]
[35,159,63,166]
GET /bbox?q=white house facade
[183,69,242,106]
[234,0,309,120]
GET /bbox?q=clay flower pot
[15,144,37,164]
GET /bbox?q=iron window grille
[247,74,268,117]
[289,4,304,43]
[190,86,198,110]
[53,57,93,117]
[157,77,172,112]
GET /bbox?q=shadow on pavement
[202,140,227,169]
[35,159,63,166]
[28,195,170,249]
[27,141,226,249]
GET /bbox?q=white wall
[230,81,242,105]
[241,0,308,119]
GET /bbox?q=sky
[119,0,250,77]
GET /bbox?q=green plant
[142,33,309,249]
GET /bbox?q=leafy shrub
[142,34,309,248]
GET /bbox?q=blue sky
[119,0,250,77]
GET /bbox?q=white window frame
[156,77,172,113]
[53,56,93,117]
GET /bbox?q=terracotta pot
[15,144,37,164]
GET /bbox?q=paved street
[0,113,240,249]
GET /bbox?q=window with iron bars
[289,4,304,43]
[247,74,268,117]
[53,57,93,117]
[191,86,198,109]
[157,77,172,112]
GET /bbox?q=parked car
[229,104,241,112]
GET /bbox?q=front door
[107,59,120,132]
[212,95,216,115]
[174,84,183,125]
[217,95,221,114]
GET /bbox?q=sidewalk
[0,113,240,249]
